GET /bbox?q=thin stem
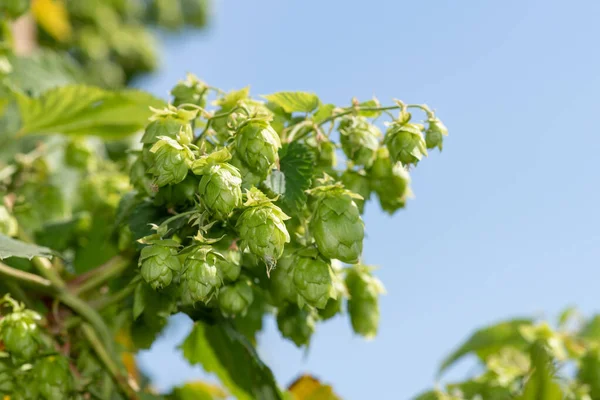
[196,106,243,143]
[0,261,54,291]
[92,283,137,310]
[159,209,197,229]
[81,323,139,399]
[318,105,401,126]
[70,255,131,296]
[17,228,65,288]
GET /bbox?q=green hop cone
[309,186,364,263]
[141,107,195,165]
[384,122,427,165]
[425,118,448,151]
[181,247,223,304]
[34,356,73,400]
[230,156,264,189]
[147,136,193,187]
[236,188,290,267]
[345,265,385,339]
[64,139,95,170]
[341,169,371,214]
[276,304,316,347]
[0,205,18,237]
[171,73,208,107]
[0,309,41,361]
[138,241,182,290]
[269,253,297,304]
[315,140,337,170]
[293,255,334,309]
[217,251,242,283]
[198,163,242,219]
[370,148,412,214]
[234,120,281,177]
[319,261,346,320]
[218,280,254,316]
[0,0,29,19]
[153,174,200,208]
[339,116,380,167]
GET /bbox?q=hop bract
[35,356,74,400]
[277,304,316,347]
[181,246,224,304]
[147,136,193,187]
[0,309,41,361]
[236,188,290,266]
[384,122,427,165]
[138,241,182,290]
[345,265,385,339]
[198,164,242,219]
[310,186,364,263]
[370,148,412,214]
[339,116,380,167]
[218,280,254,316]
[425,118,449,151]
[293,255,334,309]
[234,120,281,177]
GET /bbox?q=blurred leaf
[180,321,282,400]
[447,380,512,400]
[32,0,73,42]
[287,375,341,400]
[263,92,320,114]
[580,315,600,340]
[167,381,228,400]
[356,99,381,118]
[516,343,563,400]
[217,87,249,109]
[15,85,165,138]
[577,350,600,399]
[278,142,314,213]
[0,234,55,260]
[312,104,335,124]
[262,170,286,198]
[438,318,532,376]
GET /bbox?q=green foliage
[0,234,55,260]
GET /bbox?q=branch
[69,255,131,295]
[0,261,54,291]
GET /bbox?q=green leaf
[0,234,56,260]
[516,343,563,400]
[167,381,228,400]
[312,103,335,124]
[180,321,282,400]
[217,87,250,109]
[263,92,320,113]
[356,99,382,118]
[580,315,600,340]
[438,318,532,376]
[262,170,286,198]
[7,50,86,95]
[15,85,166,138]
[278,142,314,214]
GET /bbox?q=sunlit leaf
[263,92,320,114]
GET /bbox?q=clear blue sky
[136,1,600,398]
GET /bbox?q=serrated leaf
[278,142,315,213]
[0,234,56,260]
[167,381,228,400]
[15,85,166,138]
[438,318,532,376]
[263,92,320,113]
[180,321,282,400]
[287,375,341,400]
[312,104,335,124]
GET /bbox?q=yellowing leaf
[288,375,341,400]
[169,381,228,400]
[32,0,72,42]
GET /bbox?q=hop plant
[236,188,290,267]
[171,73,208,107]
[64,139,95,170]
[35,356,74,400]
[141,107,195,165]
[0,307,42,361]
[218,279,254,316]
[341,169,371,213]
[309,185,364,263]
[138,240,182,289]
[181,246,224,304]
[345,265,385,339]
[384,122,428,165]
[192,149,243,220]
[370,148,412,214]
[293,253,334,309]
[339,116,381,167]
[277,304,316,347]
[147,136,194,187]
[426,117,449,151]
[234,119,281,177]
[217,250,242,283]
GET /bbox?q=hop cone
[370,148,412,214]
[198,163,242,219]
[269,254,297,303]
[171,74,208,107]
[230,156,264,189]
[154,174,199,207]
[293,255,334,309]
[217,251,242,283]
[147,137,193,187]
[315,140,337,171]
[138,242,182,290]
[339,116,380,167]
[236,189,290,265]
[425,118,449,151]
[182,247,223,304]
[234,120,281,176]
[341,169,371,214]
[141,116,186,165]
[35,356,73,400]
[384,122,427,165]
[345,266,385,339]
[277,304,316,347]
[218,280,254,316]
[310,187,364,263]
[0,309,41,361]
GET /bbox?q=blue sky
[136,0,600,398]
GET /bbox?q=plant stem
[159,209,198,229]
[196,106,243,143]
[0,261,54,291]
[318,105,401,126]
[70,255,131,296]
[81,323,139,399]
[92,283,137,310]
